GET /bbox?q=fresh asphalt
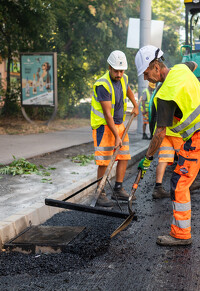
[0,117,150,249]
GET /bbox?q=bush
[71,102,91,119]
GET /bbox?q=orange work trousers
[158,135,183,165]
[143,112,149,124]
[92,124,131,166]
[170,131,200,239]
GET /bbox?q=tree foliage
[0,0,55,115]
[0,0,185,117]
[49,0,140,117]
[152,0,184,66]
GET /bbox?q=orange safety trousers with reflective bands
[143,113,149,124]
[170,131,200,239]
[92,124,131,166]
[158,136,183,165]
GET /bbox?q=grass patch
[0,156,56,182]
[71,154,95,166]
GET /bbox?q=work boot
[156,234,192,246]
[190,180,200,192]
[152,185,170,199]
[96,190,115,207]
[142,133,149,140]
[111,187,130,201]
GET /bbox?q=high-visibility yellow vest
[154,64,200,141]
[140,88,150,112]
[90,71,128,129]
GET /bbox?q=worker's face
[143,63,161,83]
[109,67,124,81]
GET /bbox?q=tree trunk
[2,40,19,116]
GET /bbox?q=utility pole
[137,0,151,134]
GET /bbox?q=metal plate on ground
[4,225,85,254]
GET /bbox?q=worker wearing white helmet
[91,50,139,207]
[135,45,165,77]
[135,45,200,246]
[107,50,128,70]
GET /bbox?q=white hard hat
[135,45,164,76]
[107,50,128,70]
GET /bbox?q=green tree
[0,0,185,119]
[0,0,55,116]
[48,0,140,117]
[152,0,184,66]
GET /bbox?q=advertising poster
[20,53,55,106]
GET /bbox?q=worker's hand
[131,105,139,117]
[115,136,122,149]
[138,156,153,178]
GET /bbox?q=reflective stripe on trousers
[158,136,183,164]
[92,124,131,166]
[170,131,200,239]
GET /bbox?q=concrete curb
[0,144,148,251]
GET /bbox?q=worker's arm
[146,126,166,158]
[100,100,122,148]
[127,86,139,116]
[184,61,198,72]
[192,61,198,72]
[138,126,166,178]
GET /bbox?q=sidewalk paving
[0,117,150,249]
[0,126,94,165]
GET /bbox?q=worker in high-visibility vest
[141,82,155,140]
[91,50,139,207]
[135,45,200,246]
[149,76,200,200]
[140,82,156,139]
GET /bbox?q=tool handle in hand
[128,169,142,214]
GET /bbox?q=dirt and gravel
[1,153,200,291]
[0,117,90,135]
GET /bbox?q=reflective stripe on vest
[141,88,150,112]
[154,64,200,141]
[171,106,200,139]
[91,71,128,129]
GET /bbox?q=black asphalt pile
[43,210,123,260]
[0,209,125,276]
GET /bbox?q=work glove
[138,156,153,178]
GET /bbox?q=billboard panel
[20,53,56,106]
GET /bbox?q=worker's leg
[92,125,115,207]
[170,133,200,239]
[155,162,168,183]
[157,131,200,245]
[142,114,149,139]
[116,160,128,182]
[97,165,107,184]
[143,123,146,134]
[153,161,170,199]
[112,159,130,201]
[111,124,131,201]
